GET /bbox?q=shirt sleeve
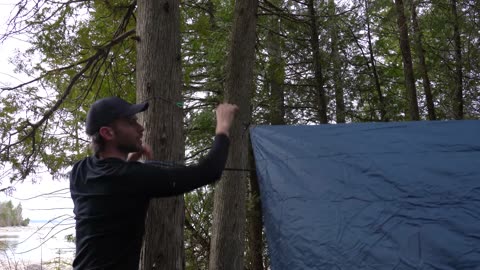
[113,134,230,197]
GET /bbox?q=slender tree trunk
[307,0,328,124]
[206,0,217,29]
[365,0,387,121]
[394,0,420,121]
[267,13,285,125]
[245,6,286,270]
[246,143,264,270]
[209,0,258,269]
[329,0,346,123]
[136,0,185,269]
[410,0,436,120]
[451,0,463,120]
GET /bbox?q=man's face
[110,115,144,153]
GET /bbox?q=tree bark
[365,0,387,121]
[329,0,346,123]
[267,10,285,126]
[136,0,185,269]
[394,0,420,121]
[410,0,436,120]
[451,0,463,120]
[307,0,328,124]
[208,0,258,269]
[246,142,264,270]
[245,5,285,270]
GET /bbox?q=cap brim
[124,102,149,117]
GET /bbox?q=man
[70,96,238,269]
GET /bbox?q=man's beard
[116,138,142,154]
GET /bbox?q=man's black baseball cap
[86,97,149,135]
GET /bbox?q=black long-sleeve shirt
[70,134,230,270]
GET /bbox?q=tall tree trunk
[394,0,420,121]
[365,0,387,121]
[206,0,217,30]
[246,143,264,270]
[451,0,463,120]
[136,0,185,269]
[307,0,328,124]
[329,0,346,123]
[245,6,285,270]
[209,0,258,269]
[245,6,286,270]
[410,0,436,120]
[267,12,285,126]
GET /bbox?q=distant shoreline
[0,221,75,266]
[0,220,49,228]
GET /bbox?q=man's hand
[215,103,239,137]
[127,145,153,162]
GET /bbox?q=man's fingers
[127,145,153,161]
[143,145,153,160]
[127,152,141,162]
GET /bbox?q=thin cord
[137,95,255,172]
[145,160,255,172]
[140,96,184,108]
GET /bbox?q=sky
[0,1,74,223]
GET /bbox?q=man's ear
[99,127,115,141]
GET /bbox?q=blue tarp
[250,121,480,270]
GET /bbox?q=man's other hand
[127,144,153,161]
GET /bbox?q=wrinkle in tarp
[250,121,480,270]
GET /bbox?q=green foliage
[65,233,76,243]
[1,0,138,184]
[184,187,214,270]
[181,2,235,268]
[182,0,232,100]
[0,201,30,227]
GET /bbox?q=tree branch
[0,29,136,160]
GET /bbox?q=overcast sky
[0,1,74,223]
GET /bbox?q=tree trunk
[451,0,463,120]
[136,0,185,269]
[329,0,346,123]
[394,0,420,121]
[266,10,285,126]
[208,0,258,269]
[307,0,328,124]
[246,142,264,270]
[245,5,285,270]
[365,0,387,121]
[410,0,436,120]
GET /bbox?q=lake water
[0,220,75,270]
